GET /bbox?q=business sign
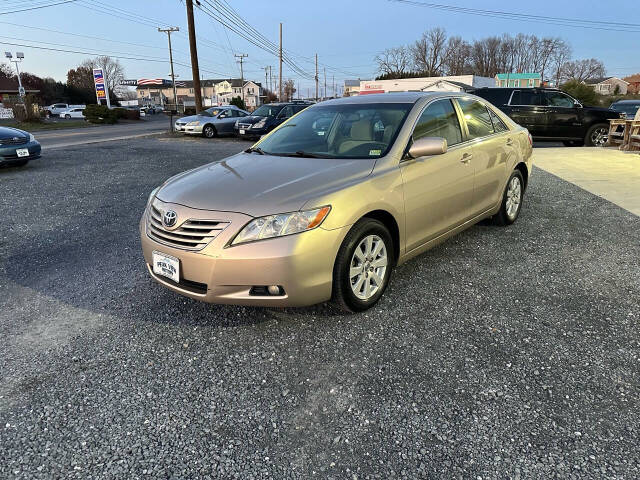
[0,107,14,119]
[93,68,110,107]
[119,79,138,86]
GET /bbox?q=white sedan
[61,108,85,119]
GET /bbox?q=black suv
[471,87,621,146]
[234,101,313,139]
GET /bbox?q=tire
[562,140,584,147]
[65,114,71,119]
[332,218,394,312]
[493,169,524,226]
[203,124,216,138]
[584,123,608,147]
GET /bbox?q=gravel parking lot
[1,137,639,479]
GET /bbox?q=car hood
[238,115,267,125]
[0,126,28,139]
[585,106,620,116]
[156,152,376,217]
[176,115,198,123]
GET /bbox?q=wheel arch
[361,209,400,263]
[514,162,529,191]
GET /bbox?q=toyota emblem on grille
[13,137,20,141]
[163,210,177,227]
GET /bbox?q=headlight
[252,118,267,129]
[231,206,331,246]
[187,121,200,126]
[147,187,160,207]
[28,133,35,142]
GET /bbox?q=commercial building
[358,75,494,95]
[495,72,542,88]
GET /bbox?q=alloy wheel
[505,176,522,220]
[204,126,215,138]
[349,234,388,300]
[591,127,608,147]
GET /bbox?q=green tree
[561,80,599,106]
[229,96,246,110]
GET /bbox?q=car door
[507,90,545,136]
[542,91,582,139]
[400,98,474,252]
[216,109,237,134]
[455,98,511,215]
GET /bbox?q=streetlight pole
[4,52,25,98]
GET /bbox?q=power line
[0,0,79,16]
[388,0,640,33]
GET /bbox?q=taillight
[527,131,533,147]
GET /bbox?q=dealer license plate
[16,148,29,158]
[239,129,246,135]
[152,251,179,283]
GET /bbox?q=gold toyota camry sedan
[140,92,532,312]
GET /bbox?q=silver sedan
[176,106,250,138]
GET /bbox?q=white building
[358,75,494,95]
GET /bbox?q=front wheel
[65,114,71,119]
[493,170,524,226]
[332,218,394,312]
[203,124,216,138]
[584,123,608,147]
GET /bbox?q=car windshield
[255,103,413,159]
[611,103,640,116]
[252,105,283,117]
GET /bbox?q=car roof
[319,91,464,106]
[611,99,640,104]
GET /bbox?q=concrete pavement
[35,115,171,149]
[533,147,640,216]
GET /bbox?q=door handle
[460,153,473,164]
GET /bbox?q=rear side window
[412,99,462,147]
[510,90,542,106]
[488,107,509,133]
[545,91,575,108]
[278,106,295,119]
[473,89,511,106]
[457,98,494,139]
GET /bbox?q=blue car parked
[0,126,41,167]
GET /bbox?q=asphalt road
[1,138,639,479]
[35,115,170,149]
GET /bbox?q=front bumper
[235,125,267,138]
[140,199,348,307]
[174,122,186,132]
[0,141,41,164]
[184,124,204,135]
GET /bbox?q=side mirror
[574,101,583,108]
[408,137,447,159]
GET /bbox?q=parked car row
[470,87,622,146]
[173,101,314,139]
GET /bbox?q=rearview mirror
[408,137,447,159]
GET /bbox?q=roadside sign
[93,68,111,108]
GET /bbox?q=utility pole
[158,26,179,107]
[315,53,319,101]
[185,0,202,112]
[235,53,248,104]
[332,74,335,99]
[268,66,272,93]
[278,23,283,101]
[263,66,269,93]
[323,67,326,100]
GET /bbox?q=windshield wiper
[245,146,266,155]
[277,150,331,158]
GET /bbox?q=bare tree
[80,56,125,95]
[561,58,606,83]
[0,62,13,79]
[374,46,411,78]
[283,79,296,101]
[551,41,572,86]
[442,36,471,76]
[411,27,447,76]
[470,36,503,77]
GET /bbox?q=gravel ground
[1,137,639,479]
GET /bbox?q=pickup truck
[46,103,85,117]
[470,87,621,146]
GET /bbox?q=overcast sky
[1,0,638,96]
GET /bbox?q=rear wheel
[493,170,524,226]
[203,124,216,138]
[332,218,394,312]
[65,114,71,119]
[584,123,608,147]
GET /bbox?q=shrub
[4,94,41,123]
[561,80,599,106]
[230,96,246,110]
[84,104,118,124]
[113,108,140,120]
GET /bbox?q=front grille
[0,136,28,146]
[237,123,252,129]
[147,204,229,251]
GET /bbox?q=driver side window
[278,106,294,119]
[545,92,575,108]
[412,99,462,147]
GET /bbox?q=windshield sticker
[369,149,381,156]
